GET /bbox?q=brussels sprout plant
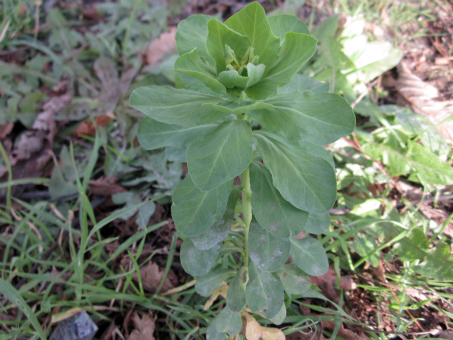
[131,2,355,338]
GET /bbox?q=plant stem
[240,166,252,271]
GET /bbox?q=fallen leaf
[73,114,115,137]
[310,268,356,303]
[262,327,285,340]
[396,61,453,142]
[146,27,177,65]
[323,320,371,340]
[88,176,126,196]
[128,312,155,340]
[135,261,175,293]
[244,313,263,340]
[0,121,14,139]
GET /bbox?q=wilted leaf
[128,313,156,340]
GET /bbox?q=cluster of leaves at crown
[131,1,355,337]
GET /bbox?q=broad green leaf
[249,92,355,145]
[413,241,453,281]
[289,236,329,276]
[276,264,311,295]
[246,63,266,88]
[362,142,410,177]
[407,140,453,185]
[253,131,336,213]
[196,268,234,297]
[246,33,317,99]
[178,72,221,96]
[225,2,280,69]
[227,267,247,312]
[305,212,331,234]
[174,49,227,95]
[248,220,290,271]
[246,261,284,319]
[130,85,227,127]
[217,69,249,89]
[0,278,47,340]
[215,306,242,335]
[192,186,241,250]
[166,147,187,162]
[279,74,329,94]
[138,118,217,150]
[207,318,227,340]
[250,161,308,237]
[180,238,221,276]
[206,19,251,74]
[172,176,232,237]
[203,99,273,115]
[187,120,252,191]
[176,15,214,65]
[270,304,287,326]
[268,14,310,42]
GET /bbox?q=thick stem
[240,166,252,270]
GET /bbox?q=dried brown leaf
[146,27,177,65]
[262,327,285,340]
[203,282,228,310]
[310,268,356,303]
[128,313,155,340]
[244,313,263,340]
[135,261,175,293]
[88,176,126,196]
[0,121,14,139]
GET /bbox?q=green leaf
[414,241,453,281]
[249,92,355,145]
[180,238,221,276]
[130,85,228,127]
[227,267,247,312]
[246,33,317,99]
[207,318,228,340]
[305,212,331,234]
[246,260,284,319]
[253,131,337,213]
[289,236,329,276]
[178,72,221,96]
[225,2,280,69]
[138,118,217,150]
[250,161,308,237]
[174,49,226,94]
[192,186,241,250]
[270,304,287,325]
[217,69,249,89]
[0,278,47,340]
[196,268,234,297]
[248,220,290,272]
[203,99,273,115]
[172,176,232,237]
[279,74,329,94]
[276,263,311,295]
[136,201,156,230]
[215,306,243,335]
[206,19,251,74]
[268,14,310,42]
[187,120,252,191]
[176,15,214,65]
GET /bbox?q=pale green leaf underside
[192,186,241,250]
[279,74,329,94]
[306,212,331,234]
[248,220,290,272]
[174,49,227,95]
[171,175,232,237]
[203,100,273,115]
[246,33,317,99]
[207,319,227,340]
[215,306,242,335]
[225,2,280,70]
[227,268,247,312]
[250,161,308,237]
[250,91,355,145]
[289,236,329,276]
[175,15,214,65]
[276,263,311,295]
[196,268,234,297]
[180,238,221,277]
[246,261,284,319]
[253,131,337,213]
[206,19,251,74]
[130,85,227,127]
[268,14,310,41]
[137,118,217,150]
[187,120,252,191]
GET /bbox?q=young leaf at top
[250,160,308,237]
[192,186,241,250]
[180,238,221,276]
[248,220,290,272]
[137,118,217,150]
[187,120,252,191]
[246,33,317,99]
[306,212,331,234]
[268,14,310,42]
[246,261,284,319]
[253,131,337,214]
[276,264,311,295]
[171,176,232,237]
[289,236,329,276]
[130,85,226,126]
[224,2,281,70]
[175,15,214,66]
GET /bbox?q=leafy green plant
[131,2,355,337]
